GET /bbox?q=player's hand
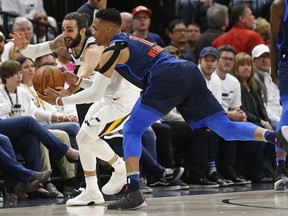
[7,32,30,50]
[54,86,71,97]
[37,87,58,105]
[61,71,79,86]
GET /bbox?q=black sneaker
[189,177,219,188]
[148,167,184,187]
[274,167,288,190]
[107,190,147,210]
[139,178,153,194]
[220,166,250,186]
[208,171,234,187]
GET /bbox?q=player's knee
[123,121,146,137]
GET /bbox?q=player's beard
[66,33,82,48]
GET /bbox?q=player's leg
[108,98,164,210]
[66,100,130,206]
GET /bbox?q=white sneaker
[101,171,126,195]
[66,189,104,206]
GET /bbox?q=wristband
[55,97,61,106]
[75,77,83,86]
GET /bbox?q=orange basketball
[33,66,65,94]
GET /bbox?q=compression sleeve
[20,42,52,59]
[79,78,93,89]
[62,72,110,105]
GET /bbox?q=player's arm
[7,32,65,58]
[62,44,105,96]
[270,0,284,84]
[39,42,129,105]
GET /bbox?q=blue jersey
[277,0,288,53]
[110,33,176,89]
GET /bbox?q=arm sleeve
[79,78,93,89]
[20,42,52,59]
[62,72,110,105]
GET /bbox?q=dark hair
[168,19,185,33]
[15,56,34,66]
[35,53,56,67]
[0,60,21,84]
[229,3,249,27]
[64,12,91,35]
[218,45,237,56]
[95,8,122,26]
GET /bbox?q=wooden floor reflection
[1,183,288,216]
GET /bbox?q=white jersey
[218,73,242,112]
[69,36,96,69]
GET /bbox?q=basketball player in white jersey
[9,12,140,206]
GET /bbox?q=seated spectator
[0,115,78,199]
[254,17,271,46]
[120,12,133,33]
[195,4,229,61]
[32,11,56,43]
[0,132,52,199]
[186,23,201,52]
[252,44,285,189]
[167,19,196,62]
[2,17,34,61]
[132,5,165,47]
[0,60,80,197]
[212,3,264,55]
[232,52,273,183]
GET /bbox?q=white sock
[111,156,126,174]
[85,175,99,191]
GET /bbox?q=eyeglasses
[172,29,187,34]
[220,56,234,62]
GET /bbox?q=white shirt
[218,73,242,112]
[262,71,282,123]
[0,85,51,122]
[198,66,222,103]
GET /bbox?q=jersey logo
[128,35,163,58]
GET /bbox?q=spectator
[212,3,264,55]
[186,23,201,52]
[252,44,284,188]
[167,19,196,62]
[120,12,133,33]
[0,132,52,199]
[77,0,107,27]
[3,17,34,61]
[232,52,273,182]
[195,4,229,61]
[214,45,249,185]
[254,17,271,46]
[0,32,5,63]
[32,11,55,43]
[132,5,165,47]
[17,56,80,196]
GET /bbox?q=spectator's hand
[63,115,78,122]
[228,108,247,122]
[7,32,30,50]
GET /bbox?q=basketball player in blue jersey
[270,0,288,190]
[57,8,288,210]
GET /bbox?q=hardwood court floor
[1,183,288,216]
